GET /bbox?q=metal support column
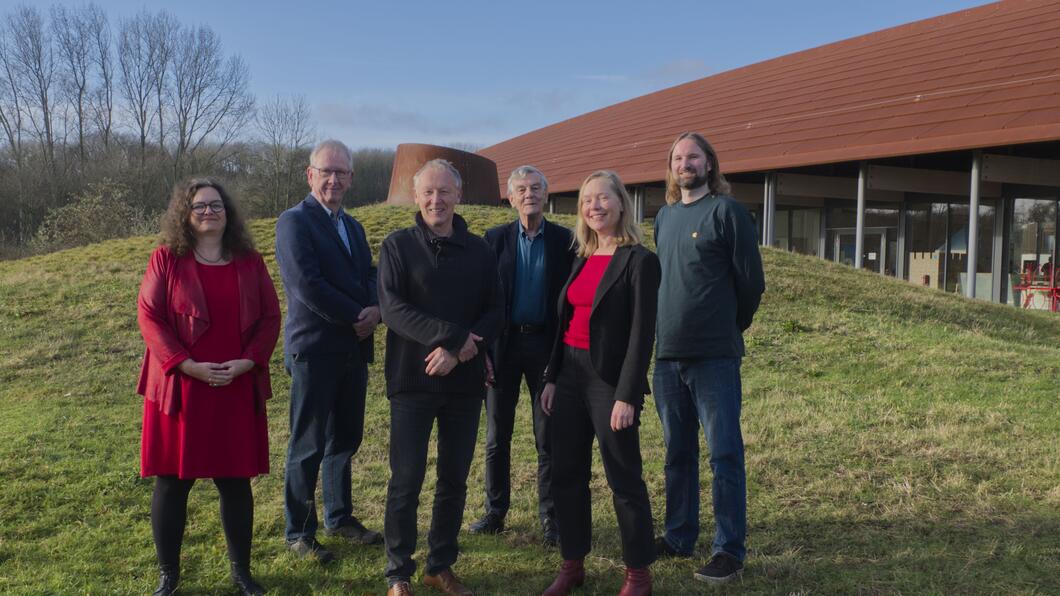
[855,162,867,269]
[896,201,907,280]
[966,151,982,299]
[762,173,776,246]
[992,195,1008,303]
[633,186,645,223]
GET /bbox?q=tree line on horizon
[0,4,396,259]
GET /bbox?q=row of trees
[0,4,394,258]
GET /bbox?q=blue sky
[3,0,989,150]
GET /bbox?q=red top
[563,255,611,350]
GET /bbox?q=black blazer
[544,244,661,406]
[275,195,377,361]
[484,218,575,365]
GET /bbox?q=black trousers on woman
[151,476,254,568]
[550,345,656,568]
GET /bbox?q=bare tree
[85,3,113,151]
[170,23,254,177]
[7,6,57,179]
[118,11,158,171]
[255,94,315,213]
[148,11,177,157]
[0,26,25,172]
[52,4,93,171]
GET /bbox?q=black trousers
[384,393,482,582]
[151,476,254,568]
[551,345,655,568]
[482,330,554,521]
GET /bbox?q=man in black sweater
[378,158,504,596]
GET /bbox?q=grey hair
[507,165,549,195]
[309,139,353,169]
[413,158,463,190]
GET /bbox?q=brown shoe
[423,568,473,596]
[542,559,584,596]
[617,567,651,596]
[387,580,414,596]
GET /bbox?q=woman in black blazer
[539,170,660,596]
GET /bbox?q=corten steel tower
[386,143,501,205]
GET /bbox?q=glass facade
[1007,198,1058,309]
[774,207,822,258]
[626,175,1059,312]
[904,201,995,296]
[825,205,899,274]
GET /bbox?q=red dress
[141,262,270,478]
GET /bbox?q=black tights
[151,476,254,568]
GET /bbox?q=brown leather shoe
[423,568,473,596]
[542,559,584,596]
[387,580,414,596]
[617,567,651,596]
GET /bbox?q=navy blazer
[275,195,377,360]
[544,244,660,406]
[483,218,575,366]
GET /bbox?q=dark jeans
[482,330,554,521]
[151,476,254,567]
[283,351,368,541]
[551,346,655,568]
[653,357,746,561]
[384,392,482,582]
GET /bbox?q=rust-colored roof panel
[480,1,1060,195]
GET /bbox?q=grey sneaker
[693,553,744,583]
[286,537,335,563]
[323,516,383,544]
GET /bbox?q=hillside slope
[0,204,1057,594]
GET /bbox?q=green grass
[1,203,1058,595]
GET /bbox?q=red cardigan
[136,245,281,415]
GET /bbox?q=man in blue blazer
[470,165,574,545]
[275,139,382,563]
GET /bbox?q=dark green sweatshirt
[654,194,765,359]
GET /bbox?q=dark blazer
[544,244,661,406]
[275,195,377,360]
[483,218,575,366]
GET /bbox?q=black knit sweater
[378,213,504,398]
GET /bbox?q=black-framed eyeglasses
[311,166,352,179]
[191,201,225,215]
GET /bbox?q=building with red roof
[479,0,1060,309]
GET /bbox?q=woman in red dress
[136,178,280,596]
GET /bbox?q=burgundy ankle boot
[542,559,585,596]
[617,566,651,596]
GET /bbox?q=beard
[676,169,709,191]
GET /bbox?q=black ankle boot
[152,563,179,596]
[230,562,266,595]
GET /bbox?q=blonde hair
[664,131,730,205]
[574,170,642,258]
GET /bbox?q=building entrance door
[831,227,888,273]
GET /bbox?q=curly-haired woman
[136,178,279,596]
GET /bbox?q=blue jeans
[283,351,368,541]
[653,357,746,561]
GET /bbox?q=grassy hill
[0,203,1058,595]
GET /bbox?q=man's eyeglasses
[311,166,352,179]
[191,201,225,215]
